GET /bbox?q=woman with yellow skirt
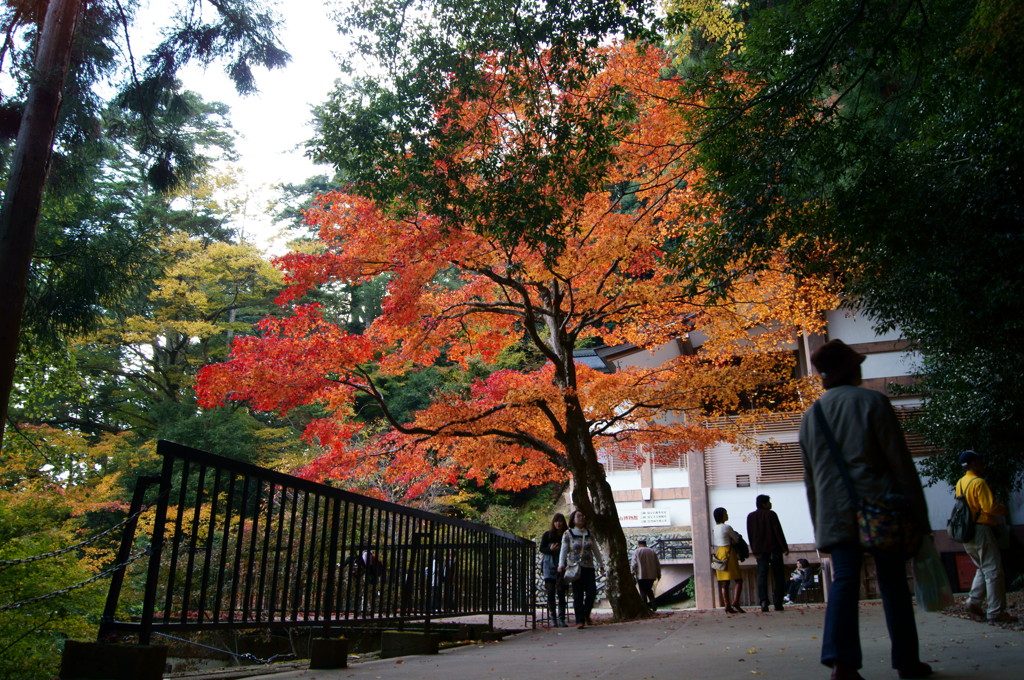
[713,507,744,613]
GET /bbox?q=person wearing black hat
[956,450,1017,623]
[799,339,932,680]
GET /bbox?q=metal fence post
[138,450,175,645]
[322,498,342,635]
[97,475,158,641]
[488,534,496,631]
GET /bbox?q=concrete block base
[309,638,349,669]
[59,641,167,680]
[461,623,492,640]
[380,631,440,658]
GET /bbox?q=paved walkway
[223,603,1022,680]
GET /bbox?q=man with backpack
[955,450,1017,623]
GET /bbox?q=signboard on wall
[618,508,671,527]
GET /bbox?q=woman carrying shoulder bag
[712,507,745,613]
[558,509,604,628]
[799,340,932,680]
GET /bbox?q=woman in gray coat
[799,340,932,680]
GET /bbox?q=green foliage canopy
[310,0,659,253]
[673,0,1024,492]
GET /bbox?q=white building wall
[606,463,693,528]
[826,309,922,380]
[703,457,1016,548]
[603,421,998,549]
[653,497,692,527]
[707,482,816,545]
[863,352,920,381]
[606,469,641,491]
[826,308,902,343]
[604,455,1020,553]
[611,341,681,370]
[668,498,693,527]
[614,497,693,528]
[652,468,689,488]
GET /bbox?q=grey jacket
[559,528,604,570]
[799,385,930,550]
[630,546,661,580]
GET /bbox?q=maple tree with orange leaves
[198,42,837,619]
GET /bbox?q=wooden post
[688,447,715,609]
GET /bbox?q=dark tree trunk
[543,287,648,620]
[0,0,83,449]
[564,397,650,621]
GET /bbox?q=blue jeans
[821,543,920,670]
[544,577,568,621]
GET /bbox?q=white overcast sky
[167,0,350,250]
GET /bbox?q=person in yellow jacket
[956,450,1018,623]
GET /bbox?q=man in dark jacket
[747,494,789,612]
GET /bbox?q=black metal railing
[99,441,535,643]
[652,537,692,560]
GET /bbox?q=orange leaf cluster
[197,43,837,500]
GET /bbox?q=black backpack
[735,535,750,562]
[947,478,979,543]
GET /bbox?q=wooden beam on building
[688,448,715,610]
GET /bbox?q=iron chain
[0,548,146,612]
[0,505,148,570]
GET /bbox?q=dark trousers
[572,567,597,623]
[544,578,568,621]
[787,579,805,600]
[755,551,786,606]
[637,578,656,605]
[821,543,920,670]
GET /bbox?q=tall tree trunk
[564,398,649,620]
[0,0,82,450]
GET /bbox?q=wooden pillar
[689,447,715,609]
[640,448,654,509]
